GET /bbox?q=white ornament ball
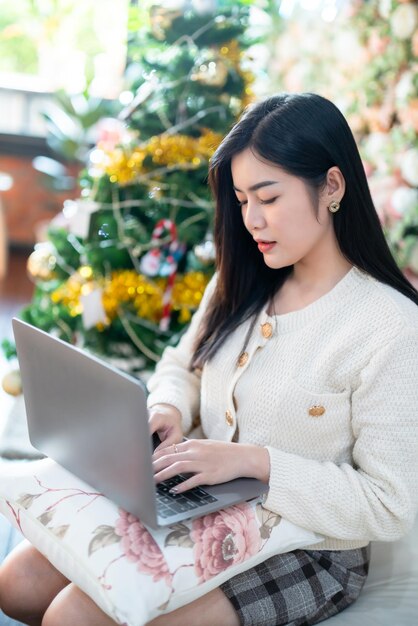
[401,149,418,187]
[194,238,216,265]
[2,370,22,396]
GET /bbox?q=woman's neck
[271,258,353,316]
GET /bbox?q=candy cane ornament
[140,219,185,331]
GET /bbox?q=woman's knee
[0,541,69,621]
[42,583,117,626]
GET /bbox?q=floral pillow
[0,458,321,626]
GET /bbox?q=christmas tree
[16,0,258,374]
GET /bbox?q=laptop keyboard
[156,475,218,519]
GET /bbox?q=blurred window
[0,0,129,136]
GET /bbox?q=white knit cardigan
[147,267,418,550]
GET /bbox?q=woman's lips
[257,241,276,253]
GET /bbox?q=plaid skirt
[220,545,371,626]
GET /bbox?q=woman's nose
[243,201,265,232]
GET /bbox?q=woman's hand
[148,403,183,452]
[152,439,270,493]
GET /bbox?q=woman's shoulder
[337,270,418,386]
[205,271,218,291]
[350,270,418,348]
[357,269,418,333]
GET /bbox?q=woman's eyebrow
[233,180,281,192]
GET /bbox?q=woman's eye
[236,197,278,207]
[260,197,278,205]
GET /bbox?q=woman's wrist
[239,444,270,483]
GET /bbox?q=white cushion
[0,458,320,626]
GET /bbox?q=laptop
[12,318,268,529]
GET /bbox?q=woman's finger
[153,445,188,472]
[153,459,194,483]
[152,448,181,471]
[148,413,167,434]
[154,438,180,453]
[153,440,184,457]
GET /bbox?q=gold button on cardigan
[261,322,273,338]
[309,405,326,417]
[225,410,234,426]
[237,351,249,367]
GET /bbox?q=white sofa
[326,515,418,625]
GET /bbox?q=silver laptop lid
[12,318,158,526]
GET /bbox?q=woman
[1,92,417,626]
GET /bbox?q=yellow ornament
[219,40,241,66]
[2,369,22,396]
[99,130,223,185]
[27,245,57,282]
[51,267,97,319]
[50,266,211,330]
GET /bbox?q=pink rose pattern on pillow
[191,504,261,582]
[6,473,282,613]
[115,510,172,585]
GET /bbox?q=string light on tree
[191,56,229,87]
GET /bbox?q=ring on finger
[173,443,179,454]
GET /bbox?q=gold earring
[328,200,340,213]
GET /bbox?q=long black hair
[191,92,418,369]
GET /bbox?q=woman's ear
[325,166,345,201]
